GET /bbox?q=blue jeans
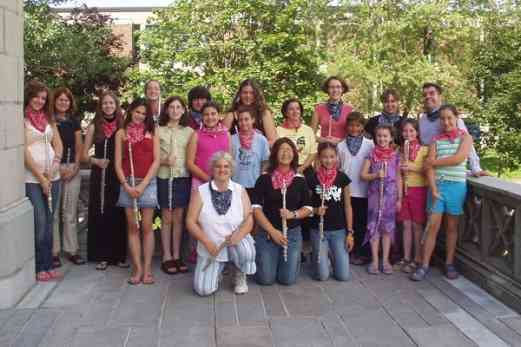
[310,228,351,281]
[254,226,302,285]
[26,181,60,273]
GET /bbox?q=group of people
[23,76,487,295]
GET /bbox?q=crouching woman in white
[186,151,256,296]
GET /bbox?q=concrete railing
[438,176,521,312]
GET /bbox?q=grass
[480,150,521,182]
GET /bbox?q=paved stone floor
[3,256,521,347]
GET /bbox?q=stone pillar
[0,0,35,308]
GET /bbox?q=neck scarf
[403,139,421,162]
[201,123,227,136]
[25,106,48,133]
[102,116,118,138]
[378,112,401,125]
[238,129,254,150]
[209,180,232,215]
[327,101,343,121]
[127,121,146,144]
[426,108,440,121]
[148,99,160,117]
[271,168,296,190]
[317,166,337,189]
[191,111,203,126]
[373,145,395,162]
[281,117,302,130]
[345,135,363,156]
[434,128,465,143]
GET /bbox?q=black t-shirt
[252,173,311,230]
[307,171,351,231]
[56,117,81,164]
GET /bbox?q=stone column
[0,0,35,308]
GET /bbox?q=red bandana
[102,118,117,139]
[127,122,146,144]
[201,123,227,136]
[25,106,48,133]
[271,168,296,190]
[373,145,395,162]
[239,129,254,150]
[281,117,302,130]
[317,166,337,189]
[434,128,466,143]
[403,139,421,162]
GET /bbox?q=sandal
[382,263,393,275]
[161,259,178,275]
[393,258,408,271]
[367,264,380,275]
[142,273,155,285]
[117,261,130,268]
[127,274,141,285]
[445,264,459,280]
[36,272,51,282]
[175,259,189,273]
[96,261,108,271]
[66,253,86,265]
[47,270,64,280]
[402,261,418,274]
[410,266,429,281]
[52,256,62,269]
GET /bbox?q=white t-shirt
[337,137,374,198]
[196,180,244,261]
[24,122,60,184]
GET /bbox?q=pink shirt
[195,129,230,176]
[315,103,352,139]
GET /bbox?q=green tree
[472,7,521,175]
[24,1,131,114]
[126,0,329,122]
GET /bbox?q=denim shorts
[157,177,191,209]
[117,177,158,209]
[427,180,467,216]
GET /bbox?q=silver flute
[168,132,175,211]
[44,133,53,214]
[100,138,108,214]
[62,148,71,221]
[281,179,288,262]
[403,140,410,197]
[376,161,387,231]
[128,142,140,230]
[318,184,326,264]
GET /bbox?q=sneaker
[410,266,429,281]
[234,270,248,295]
[445,264,459,280]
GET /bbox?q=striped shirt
[435,137,467,182]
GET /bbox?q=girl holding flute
[157,96,193,275]
[115,98,160,285]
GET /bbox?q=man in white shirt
[418,82,489,177]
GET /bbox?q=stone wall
[0,0,36,308]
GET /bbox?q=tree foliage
[126,0,329,121]
[24,0,131,114]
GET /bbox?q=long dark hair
[400,118,420,146]
[158,96,190,127]
[50,87,77,118]
[267,137,299,173]
[229,79,270,131]
[92,91,124,141]
[124,98,155,135]
[24,80,52,123]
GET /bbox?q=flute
[62,148,71,221]
[376,161,387,231]
[403,140,410,197]
[100,139,108,214]
[153,95,161,127]
[128,142,140,230]
[281,179,288,262]
[318,184,326,264]
[168,131,176,211]
[44,133,53,214]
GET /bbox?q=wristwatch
[347,229,354,236]
[293,211,298,219]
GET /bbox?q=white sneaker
[234,270,248,295]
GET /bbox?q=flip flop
[367,264,380,275]
[142,273,155,285]
[96,261,108,271]
[127,275,141,285]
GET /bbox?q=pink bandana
[238,129,254,150]
[127,122,145,144]
[317,166,337,189]
[201,123,227,137]
[271,168,296,190]
[433,128,466,143]
[25,106,48,133]
[281,117,302,130]
[404,139,421,162]
[102,118,117,138]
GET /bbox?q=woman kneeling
[187,152,256,296]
